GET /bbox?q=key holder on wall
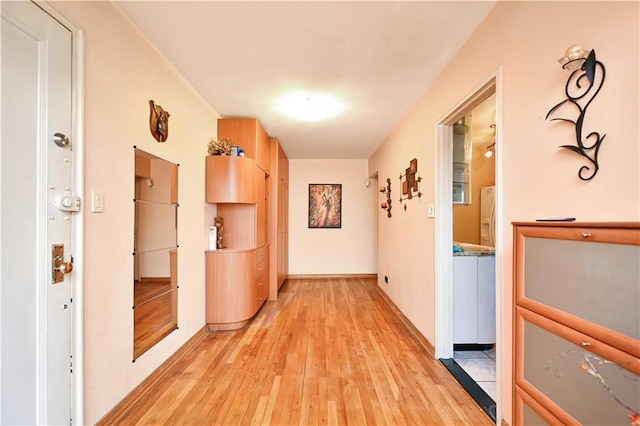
[399,158,422,210]
[379,178,392,218]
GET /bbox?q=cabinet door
[515,307,640,425]
[217,117,270,173]
[256,123,270,174]
[218,118,258,160]
[206,250,257,325]
[515,386,563,426]
[206,156,257,203]
[477,255,496,344]
[453,256,478,344]
[515,225,640,357]
[256,168,267,247]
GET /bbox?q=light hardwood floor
[99,277,493,425]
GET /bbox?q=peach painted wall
[50,2,218,423]
[289,159,377,275]
[368,2,639,424]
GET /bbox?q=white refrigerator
[480,186,495,247]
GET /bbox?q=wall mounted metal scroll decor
[379,178,392,218]
[399,158,422,210]
[546,45,606,181]
[149,100,170,142]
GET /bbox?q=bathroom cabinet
[452,249,495,345]
[513,222,640,425]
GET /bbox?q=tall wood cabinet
[205,118,288,330]
[512,222,640,425]
[218,118,270,174]
[269,138,289,300]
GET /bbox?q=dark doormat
[440,358,496,423]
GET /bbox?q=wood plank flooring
[99,277,493,425]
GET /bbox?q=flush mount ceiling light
[279,92,344,122]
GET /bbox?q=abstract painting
[308,184,342,228]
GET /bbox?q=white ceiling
[115,1,496,159]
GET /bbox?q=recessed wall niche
[133,147,178,360]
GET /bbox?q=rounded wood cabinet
[206,155,257,203]
[205,249,257,330]
[205,153,269,331]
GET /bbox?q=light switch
[427,203,435,218]
[91,190,104,213]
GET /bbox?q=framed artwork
[308,184,342,228]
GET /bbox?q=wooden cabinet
[256,165,267,247]
[205,136,271,330]
[268,138,289,300]
[513,222,640,425]
[205,246,270,331]
[206,155,257,203]
[218,118,271,174]
[205,249,256,330]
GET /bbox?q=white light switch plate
[91,190,104,213]
[427,203,435,218]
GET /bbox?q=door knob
[53,132,70,147]
[57,262,73,274]
[52,244,73,283]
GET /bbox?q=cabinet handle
[582,341,591,347]
[581,232,592,238]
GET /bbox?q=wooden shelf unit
[512,222,640,425]
[205,117,288,330]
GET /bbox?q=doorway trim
[35,2,85,424]
[434,67,503,418]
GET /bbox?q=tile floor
[453,346,496,401]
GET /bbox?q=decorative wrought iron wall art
[546,45,606,181]
[399,158,422,210]
[379,178,392,218]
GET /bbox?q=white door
[1,2,75,424]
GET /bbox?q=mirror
[133,148,178,359]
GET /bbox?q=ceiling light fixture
[484,142,495,158]
[484,124,496,158]
[279,92,344,122]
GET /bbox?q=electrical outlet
[384,275,389,284]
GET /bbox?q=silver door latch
[54,195,81,212]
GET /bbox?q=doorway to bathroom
[434,71,501,423]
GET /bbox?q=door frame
[35,2,85,423]
[434,67,503,419]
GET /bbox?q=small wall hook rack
[380,178,392,218]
